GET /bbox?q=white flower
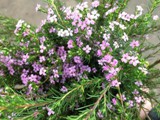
[36,4,41,12]
[153,15,159,21]
[103,33,110,41]
[58,29,64,37]
[67,28,73,36]
[57,28,73,37]
[122,32,128,41]
[109,22,115,31]
[113,42,119,49]
[16,20,24,28]
[47,15,57,22]
[91,10,100,19]
[136,5,143,12]
[119,24,126,30]
[138,67,148,75]
[135,6,143,18]
[76,2,88,11]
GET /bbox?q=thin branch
[84,86,110,120]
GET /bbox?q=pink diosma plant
[0,0,160,120]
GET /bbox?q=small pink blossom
[132,89,139,95]
[22,54,29,63]
[92,1,100,8]
[49,27,56,33]
[39,67,46,76]
[153,15,159,21]
[102,65,110,71]
[111,79,121,87]
[97,110,104,118]
[112,98,117,105]
[105,74,114,81]
[40,44,46,53]
[121,94,126,101]
[130,40,140,48]
[103,54,113,63]
[135,96,143,104]
[39,56,45,63]
[128,100,134,108]
[97,49,102,57]
[135,81,143,86]
[46,107,55,116]
[111,59,118,67]
[109,67,120,76]
[67,40,74,49]
[53,69,59,78]
[60,86,68,93]
[83,45,91,54]
[129,56,140,66]
[100,41,110,50]
[74,56,81,63]
[121,53,130,63]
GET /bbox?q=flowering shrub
[0,0,160,119]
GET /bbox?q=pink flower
[46,107,55,116]
[121,94,126,101]
[130,40,139,48]
[48,49,54,56]
[39,36,46,43]
[92,1,100,8]
[49,76,55,84]
[76,38,83,47]
[22,54,29,63]
[105,74,114,81]
[103,54,113,63]
[67,39,74,49]
[74,56,81,63]
[92,68,97,73]
[128,100,134,108]
[111,79,121,87]
[129,56,140,66]
[39,56,46,63]
[109,67,120,76]
[97,49,102,57]
[121,53,130,63]
[132,89,139,95]
[53,69,59,78]
[97,110,104,118]
[102,65,110,71]
[135,96,143,104]
[0,70,4,76]
[40,44,46,53]
[135,81,143,86]
[60,86,68,93]
[112,98,117,105]
[100,41,110,50]
[111,59,118,67]
[39,67,46,76]
[83,45,91,54]
[49,27,56,33]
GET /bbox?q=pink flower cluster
[0,1,149,114]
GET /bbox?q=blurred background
[0,0,160,99]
